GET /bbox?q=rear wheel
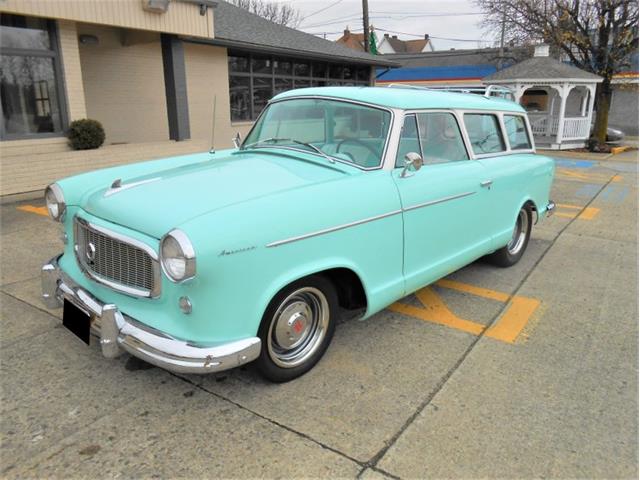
[488,206,532,267]
[256,275,337,382]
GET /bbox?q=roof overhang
[181,35,399,68]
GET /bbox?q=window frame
[227,50,371,123]
[0,15,69,141]
[395,109,472,167]
[501,113,534,152]
[461,112,507,157]
[457,109,536,158]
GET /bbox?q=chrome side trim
[402,191,476,213]
[266,209,403,248]
[267,191,476,248]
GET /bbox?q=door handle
[480,180,493,188]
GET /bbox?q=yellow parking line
[390,280,541,344]
[17,205,48,217]
[388,287,484,335]
[436,278,509,302]
[485,296,541,344]
[555,203,600,220]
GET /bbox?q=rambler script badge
[219,246,256,256]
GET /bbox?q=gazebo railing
[527,113,590,140]
[562,117,591,140]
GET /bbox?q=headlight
[45,183,66,222]
[160,229,196,282]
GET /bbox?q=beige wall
[183,42,253,149]
[1,0,214,39]
[78,24,169,144]
[58,20,87,121]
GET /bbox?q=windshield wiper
[242,137,335,164]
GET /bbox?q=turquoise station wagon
[42,87,555,382]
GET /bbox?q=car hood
[81,150,351,239]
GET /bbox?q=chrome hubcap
[508,208,529,255]
[268,287,329,368]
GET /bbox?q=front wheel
[488,206,532,268]
[256,275,338,382]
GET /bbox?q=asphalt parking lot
[1,150,638,479]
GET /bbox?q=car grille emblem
[86,242,96,264]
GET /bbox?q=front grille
[74,218,159,297]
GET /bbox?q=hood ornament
[104,178,160,197]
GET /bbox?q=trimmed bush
[67,119,105,150]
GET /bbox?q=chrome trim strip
[266,209,403,248]
[402,191,476,213]
[267,191,476,248]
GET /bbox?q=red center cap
[292,318,304,334]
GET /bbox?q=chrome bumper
[41,256,261,374]
[546,201,556,217]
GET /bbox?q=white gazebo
[483,45,603,150]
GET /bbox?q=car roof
[273,86,525,113]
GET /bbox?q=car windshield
[242,98,392,169]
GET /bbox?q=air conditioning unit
[142,0,170,13]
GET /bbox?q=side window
[395,114,421,167]
[463,113,506,155]
[504,115,532,150]
[417,112,469,164]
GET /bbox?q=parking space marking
[556,168,622,183]
[17,205,48,217]
[389,280,541,344]
[555,203,600,220]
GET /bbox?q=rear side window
[416,112,468,164]
[463,113,505,155]
[504,115,532,150]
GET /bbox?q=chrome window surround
[73,217,161,298]
[501,113,534,152]
[240,96,396,171]
[395,108,536,164]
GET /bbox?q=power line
[301,11,481,29]
[300,0,345,21]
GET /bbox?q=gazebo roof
[484,55,602,83]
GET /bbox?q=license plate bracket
[63,299,91,345]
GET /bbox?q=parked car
[42,87,555,382]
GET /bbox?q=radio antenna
[209,95,217,154]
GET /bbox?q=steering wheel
[335,138,379,160]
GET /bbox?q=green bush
[67,119,105,150]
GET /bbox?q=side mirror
[401,152,423,178]
[233,132,242,149]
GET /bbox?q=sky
[284,0,496,51]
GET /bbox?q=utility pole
[498,11,506,69]
[362,0,370,52]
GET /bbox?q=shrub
[67,119,105,150]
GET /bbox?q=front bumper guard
[42,256,261,374]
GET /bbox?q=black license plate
[63,299,91,345]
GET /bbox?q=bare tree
[228,0,302,28]
[476,0,638,146]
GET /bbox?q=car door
[463,112,530,250]
[392,111,493,294]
